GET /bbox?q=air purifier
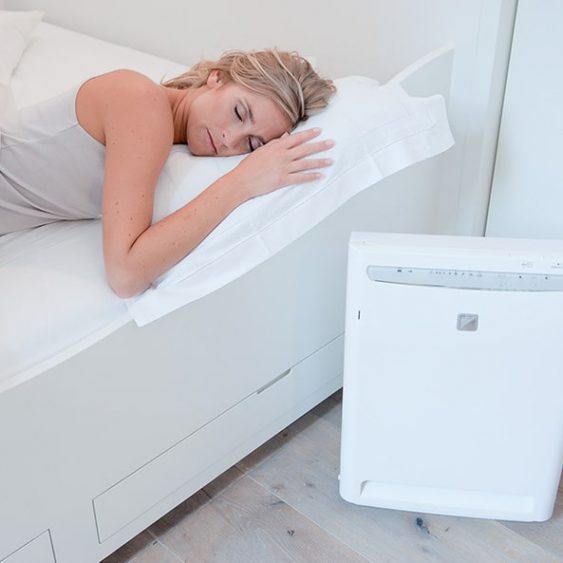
[339,233,563,521]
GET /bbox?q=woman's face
[186,71,291,157]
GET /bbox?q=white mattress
[0,221,128,392]
[1,23,187,391]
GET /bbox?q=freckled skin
[74,69,333,297]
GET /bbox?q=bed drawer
[1,531,55,563]
[93,334,343,543]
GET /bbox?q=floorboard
[501,475,563,560]
[102,392,563,563]
[148,470,368,562]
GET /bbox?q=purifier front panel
[340,237,563,521]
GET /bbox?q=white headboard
[389,44,454,105]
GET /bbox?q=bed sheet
[0,221,129,392]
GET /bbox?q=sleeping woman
[0,49,336,297]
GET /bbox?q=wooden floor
[102,391,563,563]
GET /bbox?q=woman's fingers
[290,139,335,160]
[281,130,335,180]
[289,156,333,173]
[275,128,334,159]
[288,171,325,184]
[233,127,334,195]
[280,127,322,148]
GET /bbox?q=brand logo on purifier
[457,313,479,331]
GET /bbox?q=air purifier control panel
[366,265,563,291]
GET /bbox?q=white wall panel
[486,0,563,239]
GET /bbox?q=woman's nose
[221,127,247,155]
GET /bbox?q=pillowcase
[0,10,44,85]
[127,76,454,325]
[0,10,44,134]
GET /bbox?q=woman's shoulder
[77,70,172,145]
[83,69,166,103]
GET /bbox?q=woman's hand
[229,128,334,200]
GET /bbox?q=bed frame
[0,46,454,562]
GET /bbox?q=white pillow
[0,10,44,85]
[127,76,454,325]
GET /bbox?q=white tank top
[0,84,105,235]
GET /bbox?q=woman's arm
[92,71,332,298]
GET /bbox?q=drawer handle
[256,368,292,394]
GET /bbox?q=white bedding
[10,22,187,106]
[0,21,453,389]
[0,221,128,391]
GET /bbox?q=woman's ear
[207,69,224,88]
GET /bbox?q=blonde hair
[163,49,336,128]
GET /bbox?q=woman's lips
[207,129,218,155]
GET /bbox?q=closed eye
[248,136,264,152]
[234,106,243,121]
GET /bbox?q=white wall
[5,0,516,236]
[486,0,563,239]
[5,1,508,80]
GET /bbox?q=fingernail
[312,127,321,133]
[325,139,335,147]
